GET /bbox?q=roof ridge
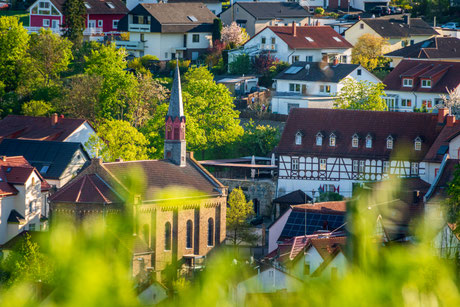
[75,175,86,203]
[86,174,111,204]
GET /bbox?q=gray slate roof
[385,37,460,59]
[0,139,90,180]
[274,62,360,83]
[236,2,310,19]
[362,17,438,38]
[167,64,184,118]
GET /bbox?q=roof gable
[48,0,128,14]
[236,2,310,19]
[362,17,438,38]
[275,62,360,83]
[385,37,460,59]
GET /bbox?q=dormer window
[316,133,323,146]
[352,134,359,148]
[329,133,336,147]
[365,134,372,148]
[402,78,413,87]
[84,2,91,9]
[421,79,431,88]
[295,132,302,145]
[414,137,422,151]
[386,136,393,149]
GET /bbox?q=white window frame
[320,159,327,171]
[359,160,365,173]
[43,19,50,27]
[353,160,358,172]
[292,158,299,170]
[365,136,372,148]
[415,139,422,151]
[421,79,431,88]
[320,85,331,94]
[98,20,103,28]
[401,99,412,107]
[113,20,119,29]
[316,135,322,146]
[295,132,302,145]
[291,55,300,63]
[386,137,393,149]
[383,161,390,173]
[192,34,200,43]
[329,134,336,147]
[402,78,413,87]
[289,83,301,93]
[411,162,419,175]
[352,136,359,148]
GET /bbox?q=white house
[117,3,215,60]
[0,156,50,245]
[271,61,381,115]
[274,107,460,198]
[433,223,459,258]
[230,24,353,65]
[382,60,460,112]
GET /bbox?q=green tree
[241,120,280,156]
[229,54,251,75]
[1,233,52,286]
[212,18,222,42]
[226,187,258,247]
[63,0,86,48]
[0,16,29,92]
[28,29,73,87]
[314,7,325,15]
[334,78,387,111]
[86,119,149,162]
[84,43,136,120]
[351,34,389,71]
[22,100,54,116]
[317,191,344,202]
[446,165,460,234]
[182,67,244,154]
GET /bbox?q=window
[353,160,358,172]
[306,56,313,62]
[383,161,390,173]
[295,132,302,145]
[192,34,200,43]
[304,261,311,275]
[271,37,276,44]
[106,2,115,9]
[39,2,50,8]
[43,19,50,27]
[98,20,103,28]
[29,223,36,231]
[261,36,266,44]
[360,23,364,29]
[359,160,365,173]
[207,218,214,246]
[289,83,301,92]
[414,137,422,151]
[411,162,419,175]
[421,80,431,88]
[187,15,198,22]
[333,37,342,42]
[386,136,393,149]
[140,33,145,42]
[186,220,193,249]
[402,78,413,87]
[320,159,327,170]
[401,99,412,107]
[40,165,49,174]
[357,69,362,76]
[165,52,168,59]
[113,20,119,29]
[84,2,91,9]
[365,135,372,148]
[329,134,336,146]
[292,158,299,170]
[410,40,414,45]
[287,103,299,113]
[340,55,347,63]
[352,135,359,148]
[320,85,331,94]
[164,222,171,250]
[316,134,323,146]
[422,100,432,108]
[305,36,314,42]
[29,201,34,214]
[291,55,299,63]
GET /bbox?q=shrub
[314,7,325,15]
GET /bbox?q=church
[49,65,228,280]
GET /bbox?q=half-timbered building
[275,108,460,198]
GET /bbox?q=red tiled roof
[0,115,89,142]
[309,236,346,260]
[0,156,50,195]
[383,60,460,93]
[49,0,128,15]
[424,120,460,162]
[265,26,353,49]
[275,108,441,160]
[49,174,123,204]
[292,201,346,213]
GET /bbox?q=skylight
[333,37,342,42]
[40,165,50,174]
[305,36,314,42]
[84,2,91,9]
[6,167,11,173]
[187,15,198,22]
[106,2,115,9]
[285,66,302,74]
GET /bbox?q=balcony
[83,27,104,36]
[115,40,145,50]
[128,24,150,32]
[26,26,63,35]
[258,43,277,51]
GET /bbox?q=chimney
[403,14,410,26]
[51,113,58,125]
[292,22,297,37]
[438,108,449,123]
[413,190,420,204]
[115,158,124,162]
[0,156,6,161]
[447,115,456,127]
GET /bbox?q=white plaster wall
[268,208,292,253]
[318,252,347,278]
[448,135,460,159]
[305,246,324,273]
[422,162,442,185]
[385,90,445,111]
[65,122,96,156]
[271,96,335,114]
[0,197,15,244]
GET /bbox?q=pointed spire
[167,61,184,118]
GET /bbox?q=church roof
[167,63,184,119]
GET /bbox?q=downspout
[287,48,296,64]
[413,91,418,111]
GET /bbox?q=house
[0,139,90,188]
[433,223,459,258]
[0,113,96,156]
[271,61,381,115]
[268,201,346,252]
[0,156,50,245]
[220,2,312,37]
[349,0,389,11]
[125,0,222,15]
[230,24,353,64]
[274,107,460,198]
[385,37,460,68]
[27,0,128,38]
[49,65,228,281]
[117,3,216,60]
[344,16,439,53]
[382,60,460,112]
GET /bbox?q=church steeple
[164,63,186,167]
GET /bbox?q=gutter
[424,153,449,202]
